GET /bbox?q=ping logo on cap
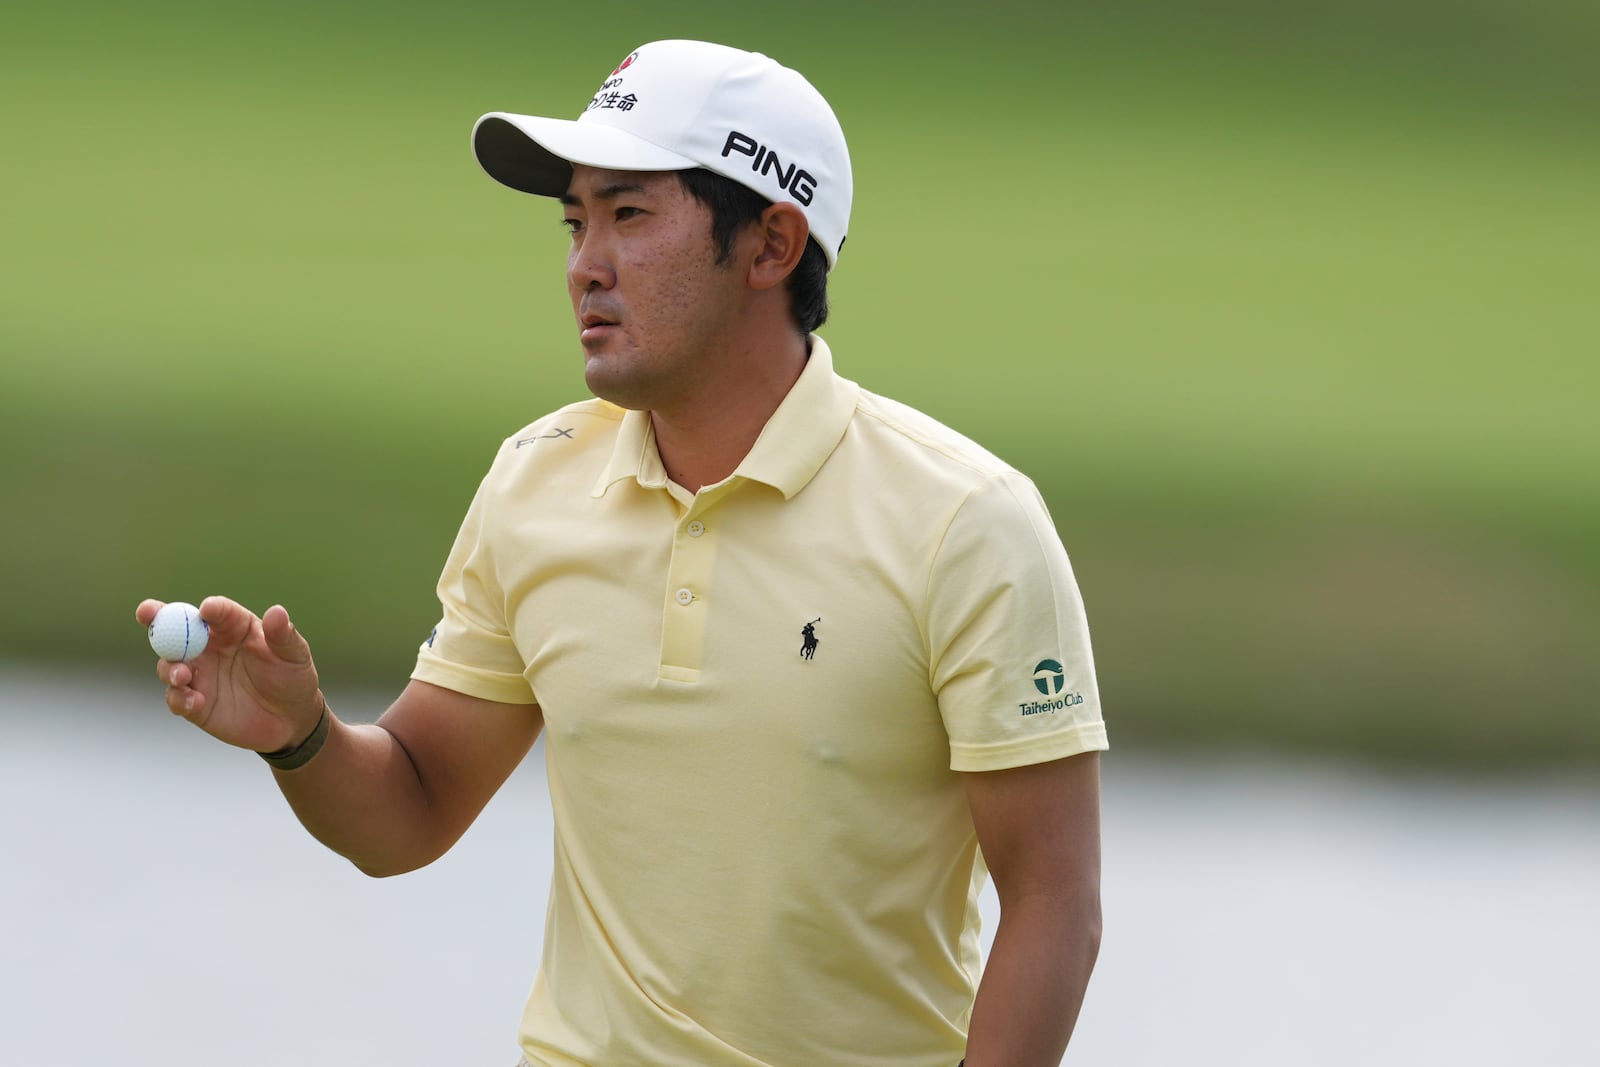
[721,131,817,206]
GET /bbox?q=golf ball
[149,601,209,662]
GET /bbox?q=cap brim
[472,112,700,197]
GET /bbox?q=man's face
[561,165,746,412]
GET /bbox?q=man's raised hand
[136,596,325,754]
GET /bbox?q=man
[138,39,1106,1067]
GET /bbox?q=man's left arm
[961,751,1103,1066]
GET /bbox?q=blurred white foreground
[3,666,1597,1066]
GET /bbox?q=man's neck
[649,332,809,494]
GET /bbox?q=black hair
[675,167,830,335]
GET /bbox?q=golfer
[138,39,1108,1067]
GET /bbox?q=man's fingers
[155,658,189,688]
[153,654,204,715]
[197,595,258,646]
[261,604,312,664]
[164,683,205,718]
[135,599,164,627]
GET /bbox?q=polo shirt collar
[592,403,670,496]
[591,335,860,500]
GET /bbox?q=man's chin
[583,360,647,410]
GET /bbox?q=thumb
[261,604,313,665]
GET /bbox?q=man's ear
[747,202,810,291]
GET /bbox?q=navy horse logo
[800,618,821,660]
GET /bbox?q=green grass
[4,0,1596,766]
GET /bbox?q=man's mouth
[579,310,619,344]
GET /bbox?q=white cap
[472,40,852,269]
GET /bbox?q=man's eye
[615,206,642,221]
[561,218,583,234]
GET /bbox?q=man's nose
[568,240,616,291]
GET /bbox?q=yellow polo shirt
[413,337,1107,1067]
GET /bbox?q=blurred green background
[3,0,1595,767]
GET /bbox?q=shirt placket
[657,484,731,682]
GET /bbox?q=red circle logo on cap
[611,52,638,77]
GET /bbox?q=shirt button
[686,520,705,538]
[675,588,694,605]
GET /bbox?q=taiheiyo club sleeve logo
[1023,659,1084,716]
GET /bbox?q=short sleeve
[411,470,539,705]
[927,471,1107,771]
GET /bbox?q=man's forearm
[963,890,1102,1066]
[268,713,438,877]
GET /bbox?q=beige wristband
[259,702,331,771]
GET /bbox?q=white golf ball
[149,601,209,662]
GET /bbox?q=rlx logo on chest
[516,428,576,447]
